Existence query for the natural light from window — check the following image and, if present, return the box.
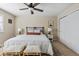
[0,16,3,32]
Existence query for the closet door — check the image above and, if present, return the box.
[60,10,79,53]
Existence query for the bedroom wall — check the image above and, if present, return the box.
[0,9,15,45]
[15,16,57,35]
[58,4,79,53]
[58,4,79,19]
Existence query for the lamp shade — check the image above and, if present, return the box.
[18,28,21,32]
[18,28,22,35]
[48,28,52,32]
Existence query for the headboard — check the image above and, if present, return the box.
[26,27,44,35]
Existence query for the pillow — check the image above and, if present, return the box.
[28,28,33,32]
[27,29,41,35]
[27,32,40,35]
[34,29,40,33]
[27,27,43,35]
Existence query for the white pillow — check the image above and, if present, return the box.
[34,29,40,33]
[28,28,33,32]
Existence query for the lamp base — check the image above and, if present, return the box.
[48,32,51,35]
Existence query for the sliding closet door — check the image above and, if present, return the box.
[60,10,79,53]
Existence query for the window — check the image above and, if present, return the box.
[0,16,3,32]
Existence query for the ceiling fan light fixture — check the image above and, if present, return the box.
[29,8,33,11]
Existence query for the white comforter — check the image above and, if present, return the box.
[4,35,53,55]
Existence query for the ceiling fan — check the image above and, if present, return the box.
[19,3,43,14]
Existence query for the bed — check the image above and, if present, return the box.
[2,27,53,56]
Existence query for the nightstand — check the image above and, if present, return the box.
[47,34,53,41]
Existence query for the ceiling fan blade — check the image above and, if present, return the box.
[29,3,33,7]
[33,3,40,7]
[34,8,43,12]
[19,8,28,10]
[24,3,29,7]
[31,10,34,14]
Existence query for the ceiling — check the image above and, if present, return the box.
[0,3,72,16]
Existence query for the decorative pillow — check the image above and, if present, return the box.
[27,32,40,35]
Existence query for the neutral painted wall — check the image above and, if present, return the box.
[58,4,79,19]
[58,4,79,53]
[51,16,58,40]
[15,16,57,35]
[0,9,15,45]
